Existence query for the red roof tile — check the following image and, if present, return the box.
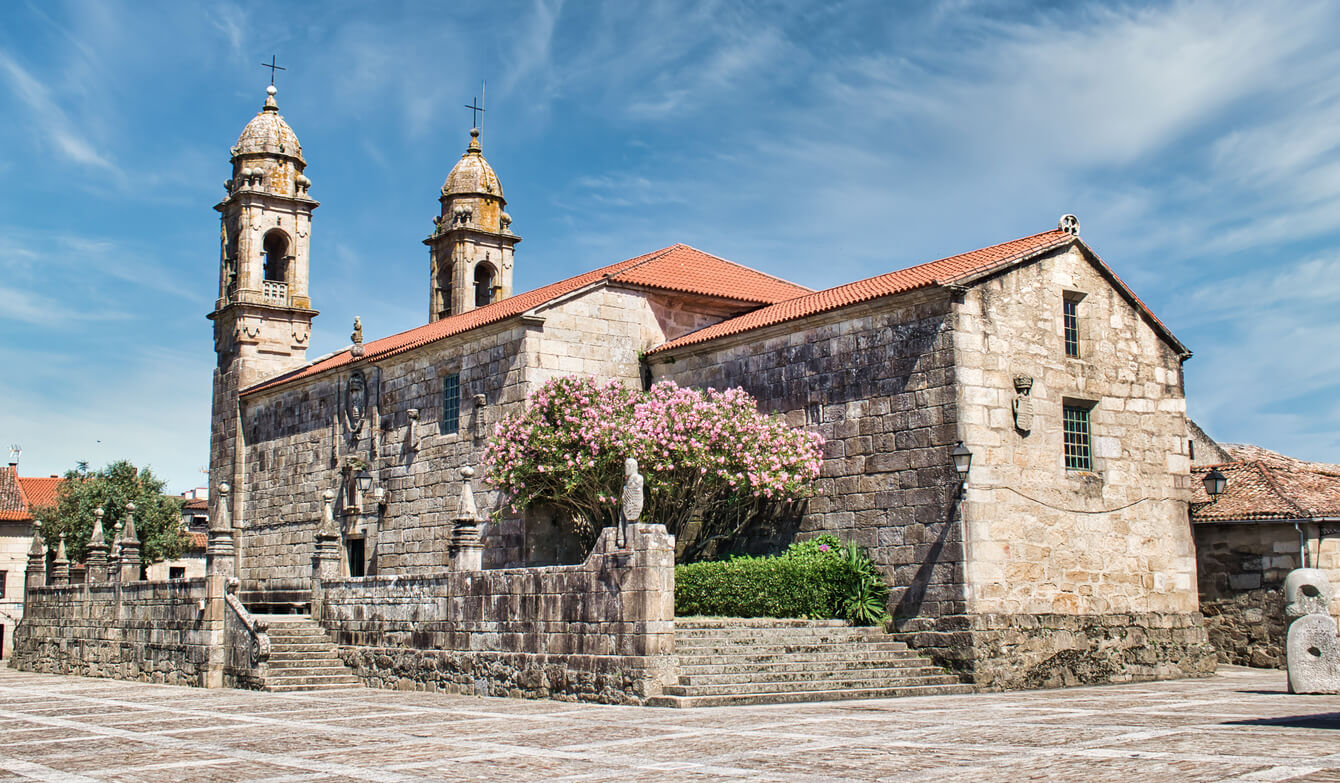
[188,531,208,550]
[648,230,1188,356]
[244,244,809,396]
[1192,446,1340,522]
[183,498,208,511]
[0,466,26,521]
[18,476,62,510]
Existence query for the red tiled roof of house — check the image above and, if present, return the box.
[0,465,26,521]
[18,476,62,510]
[649,229,1187,356]
[1192,446,1340,522]
[188,531,208,550]
[183,497,208,511]
[244,244,810,396]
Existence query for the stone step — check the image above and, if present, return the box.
[678,656,935,676]
[647,683,974,708]
[678,666,950,686]
[266,665,355,676]
[662,673,963,698]
[676,618,851,628]
[674,626,890,639]
[674,640,911,655]
[264,672,363,685]
[675,633,901,647]
[265,681,364,693]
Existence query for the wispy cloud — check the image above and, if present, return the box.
[0,49,120,176]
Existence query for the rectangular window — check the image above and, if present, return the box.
[0,571,6,598]
[1063,297,1080,357]
[441,373,461,435]
[169,567,185,580]
[1063,405,1093,471]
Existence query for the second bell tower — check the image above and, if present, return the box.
[424,128,520,322]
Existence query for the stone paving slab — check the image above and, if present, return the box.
[0,665,1335,781]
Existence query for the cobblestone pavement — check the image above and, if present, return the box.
[0,665,1336,782]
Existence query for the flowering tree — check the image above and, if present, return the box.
[483,376,824,561]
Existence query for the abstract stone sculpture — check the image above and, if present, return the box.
[1284,567,1340,694]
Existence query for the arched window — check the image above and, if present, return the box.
[474,263,496,307]
[263,231,290,282]
[437,264,454,320]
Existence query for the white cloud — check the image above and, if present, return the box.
[0,50,120,176]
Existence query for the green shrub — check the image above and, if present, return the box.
[674,535,891,625]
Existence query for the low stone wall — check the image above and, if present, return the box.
[12,578,222,687]
[895,611,1217,690]
[1194,522,1303,669]
[316,523,676,704]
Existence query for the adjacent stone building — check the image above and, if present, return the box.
[0,455,61,659]
[204,86,1215,689]
[1190,439,1340,668]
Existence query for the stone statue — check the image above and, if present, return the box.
[618,457,644,549]
[350,316,364,358]
[621,458,644,524]
[1283,567,1339,694]
[1012,375,1033,434]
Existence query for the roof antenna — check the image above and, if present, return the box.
[8,445,20,465]
[480,80,485,133]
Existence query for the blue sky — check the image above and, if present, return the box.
[2,0,1338,492]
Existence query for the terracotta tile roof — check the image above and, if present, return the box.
[188,531,208,550]
[0,466,26,521]
[18,476,62,509]
[1192,446,1340,522]
[244,244,809,396]
[648,229,1188,356]
[183,498,209,511]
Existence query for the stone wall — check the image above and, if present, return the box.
[895,611,1216,689]
[233,283,757,590]
[11,578,222,687]
[314,523,676,704]
[953,244,1197,618]
[651,289,966,619]
[1194,522,1305,668]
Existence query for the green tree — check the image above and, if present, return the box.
[32,460,187,565]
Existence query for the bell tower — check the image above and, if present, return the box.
[208,84,319,519]
[424,128,520,322]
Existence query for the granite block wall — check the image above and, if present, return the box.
[12,578,221,687]
[650,289,966,619]
[315,524,676,704]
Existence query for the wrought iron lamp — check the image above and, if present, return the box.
[951,442,973,477]
[1202,467,1227,497]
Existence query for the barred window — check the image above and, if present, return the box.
[441,373,461,435]
[1063,405,1092,471]
[1063,297,1080,357]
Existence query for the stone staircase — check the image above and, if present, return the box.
[256,616,363,692]
[648,618,972,707]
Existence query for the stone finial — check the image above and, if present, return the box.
[1058,214,1080,236]
[1283,568,1339,694]
[89,508,106,548]
[450,466,483,570]
[456,466,478,521]
[317,489,339,539]
[214,482,232,532]
[86,508,109,583]
[121,502,139,545]
[28,518,45,559]
[52,533,70,586]
[621,458,644,524]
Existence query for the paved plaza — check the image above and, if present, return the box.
[0,666,1335,782]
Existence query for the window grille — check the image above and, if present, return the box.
[1063,298,1080,357]
[441,373,461,435]
[1063,405,1092,471]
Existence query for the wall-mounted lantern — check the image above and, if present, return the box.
[951,442,973,478]
[1202,467,1227,498]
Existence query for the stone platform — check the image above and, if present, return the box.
[0,664,1335,781]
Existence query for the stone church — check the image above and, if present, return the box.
[209,86,1214,687]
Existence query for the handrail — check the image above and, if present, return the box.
[224,578,270,666]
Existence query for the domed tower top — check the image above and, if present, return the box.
[227,86,312,200]
[425,127,520,322]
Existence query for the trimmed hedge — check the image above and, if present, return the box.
[674,535,889,624]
